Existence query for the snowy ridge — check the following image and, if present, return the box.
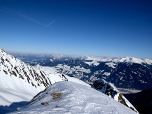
[85,56,152,65]
[0,49,51,106]
[9,81,137,114]
[0,48,51,88]
[0,48,88,106]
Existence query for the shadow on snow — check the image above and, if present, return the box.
[0,101,28,114]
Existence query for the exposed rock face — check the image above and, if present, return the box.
[51,93,63,101]
[42,102,49,106]
[92,79,117,98]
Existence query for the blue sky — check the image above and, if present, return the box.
[0,0,152,59]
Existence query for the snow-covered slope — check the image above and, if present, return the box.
[9,81,137,114]
[0,48,88,106]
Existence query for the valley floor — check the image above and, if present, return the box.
[117,88,141,94]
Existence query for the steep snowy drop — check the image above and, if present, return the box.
[9,81,137,114]
[92,79,138,113]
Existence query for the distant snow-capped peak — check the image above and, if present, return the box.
[113,56,144,64]
[85,55,152,65]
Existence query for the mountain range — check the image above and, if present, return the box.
[0,48,138,113]
[21,55,152,90]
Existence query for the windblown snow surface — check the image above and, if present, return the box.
[9,81,137,114]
